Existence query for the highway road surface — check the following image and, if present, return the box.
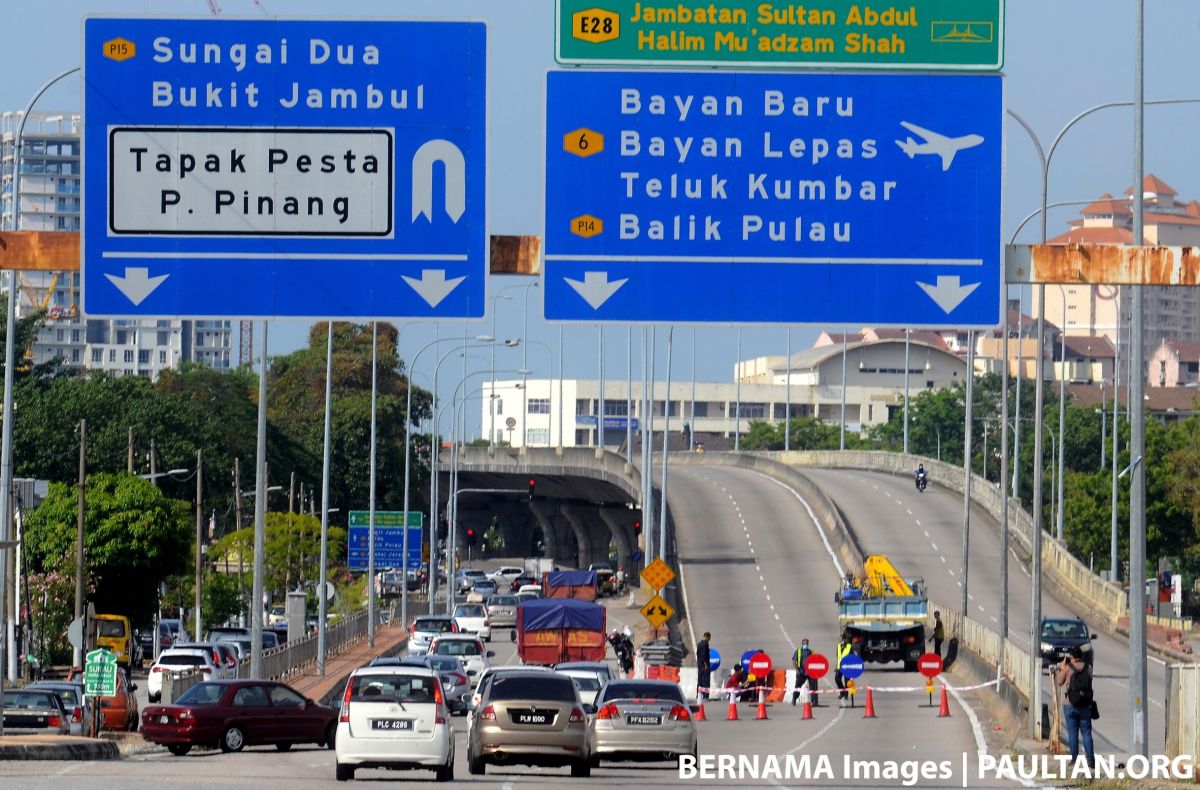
[802,466,1167,758]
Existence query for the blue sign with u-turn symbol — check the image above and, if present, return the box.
[83,17,486,319]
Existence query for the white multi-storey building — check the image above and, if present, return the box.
[482,335,966,448]
[1,111,233,376]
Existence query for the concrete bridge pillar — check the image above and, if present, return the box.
[487,502,537,557]
[559,505,596,569]
[530,500,574,567]
[597,507,638,578]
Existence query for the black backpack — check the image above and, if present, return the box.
[1066,664,1094,707]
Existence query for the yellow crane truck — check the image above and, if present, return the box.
[834,555,929,671]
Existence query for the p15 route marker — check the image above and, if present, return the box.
[83,17,486,319]
[556,0,1005,71]
[544,70,1002,326]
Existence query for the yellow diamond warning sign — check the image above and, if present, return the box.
[640,594,675,629]
[102,38,136,62]
[563,128,603,158]
[640,557,675,590]
[570,215,603,239]
[571,8,620,44]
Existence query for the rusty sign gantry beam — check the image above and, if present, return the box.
[0,232,80,271]
[1006,243,1200,285]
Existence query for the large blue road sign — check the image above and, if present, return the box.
[544,71,1002,326]
[83,17,486,319]
[347,526,422,571]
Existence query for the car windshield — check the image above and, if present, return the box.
[1042,620,1088,640]
[489,675,576,702]
[174,683,225,706]
[489,596,518,606]
[32,686,80,707]
[433,640,481,656]
[568,675,602,692]
[158,654,205,666]
[427,656,462,672]
[3,691,57,709]
[96,620,125,638]
[415,618,454,633]
[262,633,278,647]
[601,682,684,703]
[455,605,486,617]
[349,673,437,704]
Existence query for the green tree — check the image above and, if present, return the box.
[23,473,191,626]
[212,511,348,602]
[267,323,432,515]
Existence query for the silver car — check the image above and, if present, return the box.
[407,616,456,656]
[588,679,697,767]
[1,689,71,736]
[485,595,519,629]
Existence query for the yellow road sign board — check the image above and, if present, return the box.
[640,594,675,629]
[640,557,675,590]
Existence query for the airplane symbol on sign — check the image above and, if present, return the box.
[894,121,984,172]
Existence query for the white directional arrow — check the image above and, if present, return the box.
[564,271,628,310]
[917,275,980,314]
[104,267,169,306]
[402,269,466,308]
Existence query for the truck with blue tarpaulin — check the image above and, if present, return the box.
[517,598,607,665]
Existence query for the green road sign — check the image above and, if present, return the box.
[348,511,423,528]
[556,0,1004,70]
[84,648,118,697]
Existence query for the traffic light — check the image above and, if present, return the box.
[467,528,477,546]
[633,519,642,533]
[528,478,536,501]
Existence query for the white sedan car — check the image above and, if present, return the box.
[335,665,454,782]
[426,636,493,687]
[452,604,492,642]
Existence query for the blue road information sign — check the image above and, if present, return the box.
[83,17,486,319]
[838,653,865,680]
[544,71,1002,326]
[347,509,423,571]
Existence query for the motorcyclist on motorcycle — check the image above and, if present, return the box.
[915,463,928,492]
[608,628,634,676]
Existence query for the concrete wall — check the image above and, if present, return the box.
[769,450,1130,631]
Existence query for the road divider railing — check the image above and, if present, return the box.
[234,609,370,681]
[767,450,1129,633]
[161,667,203,705]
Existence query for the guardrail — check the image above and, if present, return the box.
[161,668,203,704]
[767,450,1130,630]
[234,610,371,681]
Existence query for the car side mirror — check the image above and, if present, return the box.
[487,651,496,658]
[130,683,139,691]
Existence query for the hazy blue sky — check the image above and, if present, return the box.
[6,0,1200,436]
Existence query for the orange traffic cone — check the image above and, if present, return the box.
[695,699,708,721]
[938,686,951,718]
[863,687,877,719]
[801,699,813,720]
[726,694,739,721]
[755,689,769,720]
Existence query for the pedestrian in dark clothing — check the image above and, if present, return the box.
[696,632,712,702]
[1057,647,1096,769]
[791,638,812,705]
[835,633,853,705]
[932,611,945,658]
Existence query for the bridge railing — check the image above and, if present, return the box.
[769,450,1129,631]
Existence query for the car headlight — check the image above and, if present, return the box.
[1039,642,1053,652]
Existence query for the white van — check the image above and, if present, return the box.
[335,665,454,782]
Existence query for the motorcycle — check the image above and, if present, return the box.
[609,634,635,676]
[915,470,928,492]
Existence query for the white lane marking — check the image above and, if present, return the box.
[931,541,939,551]
[943,678,1041,789]
[990,616,998,623]
[924,530,930,538]
[940,556,947,563]
[906,508,913,515]
[948,569,955,576]
[769,702,848,790]
[968,594,974,601]
[979,605,985,613]
[751,471,844,578]
[766,594,771,602]
[915,519,922,527]
[775,613,781,620]
[769,603,775,610]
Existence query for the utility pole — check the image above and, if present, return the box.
[194,449,203,642]
[961,332,974,619]
[234,458,244,626]
[127,427,134,474]
[149,438,157,486]
[74,419,86,668]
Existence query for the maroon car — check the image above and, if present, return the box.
[141,680,336,755]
